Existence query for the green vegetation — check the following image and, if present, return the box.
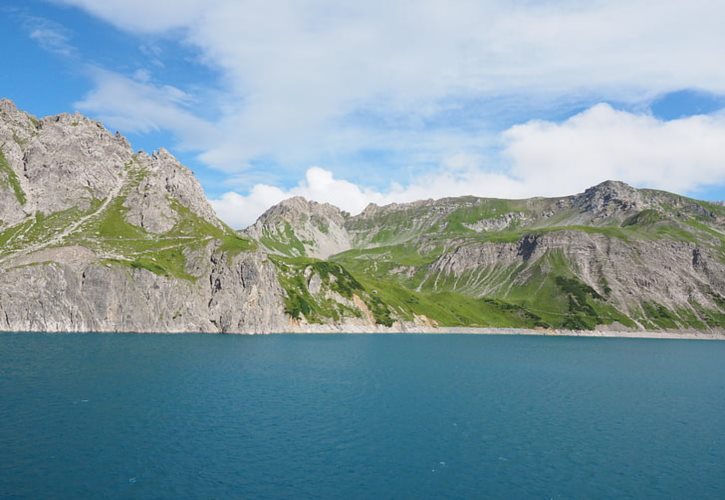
[293,247,561,328]
[555,276,604,330]
[333,243,441,288]
[0,218,34,250]
[691,302,725,329]
[256,184,725,330]
[0,205,98,258]
[340,271,553,328]
[622,209,664,227]
[699,201,725,218]
[102,251,196,281]
[631,299,725,330]
[442,199,521,233]
[0,159,258,281]
[347,205,443,245]
[411,249,636,330]
[260,222,306,256]
[2,147,721,332]
[0,147,26,205]
[640,302,685,330]
[270,256,368,323]
[219,233,256,256]
[76,196,254,280]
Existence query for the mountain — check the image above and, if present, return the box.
[245,173,725,333]
[1,99,723,333]
[0,99,286,332]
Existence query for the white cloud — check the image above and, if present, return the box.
[45,0,725,229]
[210,167,390,228]
[211,105,725,228]
[23,15,77,57]
[53,0,205,32]
[74,69,216,149]
[58,0,725,172]
[503,104,725,195]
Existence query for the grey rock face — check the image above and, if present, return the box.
[424,231,723,316]
[572,180,645,220]
[244,196,352,258]
[205,247,289,333]
[463,212,526,232]
[0,99,289,334]
[0,103,131,221]
[0,245,288,333]
[123,150,224,233]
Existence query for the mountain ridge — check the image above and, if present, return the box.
[1,99,723,334]
[244,163,724,332]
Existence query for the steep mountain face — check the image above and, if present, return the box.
[1,99,723,333]
[244,197,352,259]
[0,99,287,333]
[252,178,725,332]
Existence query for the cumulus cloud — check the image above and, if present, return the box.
[211,105,725,228]
[210,167,389,228]
[504,103,725,195]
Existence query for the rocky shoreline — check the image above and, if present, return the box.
[288,324,725,339]
[3,325,724,340]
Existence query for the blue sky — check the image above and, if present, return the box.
[2,0,725,227]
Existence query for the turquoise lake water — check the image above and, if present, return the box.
[1,333,724,499]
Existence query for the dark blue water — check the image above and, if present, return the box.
[1,334,724,499]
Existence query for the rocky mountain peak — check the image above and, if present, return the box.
[245,196,352,259]
[573,179,645,221]
[0,98,39,135]
[0,98,19,115]
[0,99,221,233]
[0,98,28,118]
[360,202,380,216]
[255,196,349,226]
[581,180,639,201]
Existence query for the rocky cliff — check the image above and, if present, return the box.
[1,99,723,333]
[0,99,287,333]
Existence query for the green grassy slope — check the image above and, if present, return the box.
[263,187,724,330]
[0,147,26,205]
[0,158,255,280]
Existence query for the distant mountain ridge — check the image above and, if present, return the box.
[1,99,723,333]
[244,179,723,258]
[244,178,724,331]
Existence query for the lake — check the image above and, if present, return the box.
[1,333,724,498]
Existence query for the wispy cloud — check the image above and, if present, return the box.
[75,68,216,149]
[23,15,77,57]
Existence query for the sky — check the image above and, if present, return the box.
[2,0,725,228]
